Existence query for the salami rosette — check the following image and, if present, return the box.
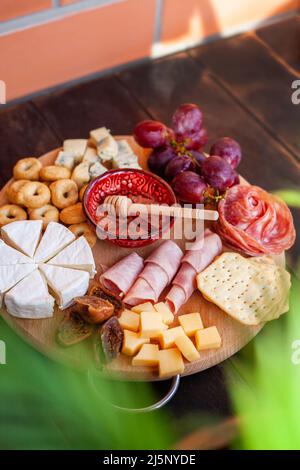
[216,185,295,256]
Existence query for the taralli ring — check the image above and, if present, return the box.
[13,158,42,181]
[6,179,29,204]
[60,202,86,225]
[40,165,71,182]
[0,204,27,227]
[29,204,59,229]
[69,222,96,248]
[20,181,51,209]
[79,184,88,202]
[50,179,78,209]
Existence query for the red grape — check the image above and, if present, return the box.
[183,128,208,150]
[201,155,238,192]
[172,103,203,135]
[210,137,241,169]
[148,145,176,176]
[164,155,195,180]
[172,171,207,204]
[134,120,168,148]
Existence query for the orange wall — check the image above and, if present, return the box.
[0,0,298,102]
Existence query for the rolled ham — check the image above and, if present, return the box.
[166,230,222,313]
[100,252,144,297]
[124,241,183,306]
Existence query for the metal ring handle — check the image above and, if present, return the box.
[88,372,180,413]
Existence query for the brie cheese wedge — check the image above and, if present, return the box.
[39,264,89,310]
[5,270,55,319]
[0,264,37,307]
[47,236,96,278]
[63,139,88,163]
[34,222,75,263]
[0,239,33,265]
[1,220,43,258]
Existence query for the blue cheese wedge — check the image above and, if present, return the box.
[47,236,96,278]
[112,152,140,169]
[117,140,135,156]
[89,161,107,179]
[0,239,33,265]
[5,269,55,318]
[97,135,118,161]
[82,147,98,165]
[34,222,75,263]
[39,264,89,310]
[89,127,110,146]
[63,139,88,163]
[1,220,43,258]
[55,150,76,170]
[71,162,90,188]
[0,264,37,307]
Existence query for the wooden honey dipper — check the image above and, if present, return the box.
[103,195,219,221]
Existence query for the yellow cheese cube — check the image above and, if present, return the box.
[178,312,203,336]
[158,348,184,378]
[118,309,140,332]
[122,330,149,356]
[140,312,167,339]
[175,334,200,362]
[159,326,185,349]
[154,302,174,325]
[132,302,155,313]
[132,344,159,367]
[195,326,222,351]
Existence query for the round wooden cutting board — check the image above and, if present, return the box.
[0,137,284,381]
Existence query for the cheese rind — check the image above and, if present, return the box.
[47,235,95,278]
[1,220,43,258]
[39,264,89,310]
[118,309,140,332]
[34,222,75,263]
[5,270,55,318]
[158,348,184,378]
[178,312,203,336]
[132,344,159,367]
[174,334,200,362]
[0,264,37,306]
[122,330,150,356]
[0,239,34,265]
[195,326,222,351]
[159,326,185,349]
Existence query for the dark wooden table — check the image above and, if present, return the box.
[1,15,299,443]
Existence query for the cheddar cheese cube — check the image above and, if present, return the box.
[118,309,140,332]
[159,326,185,349]
[132,344,159,367]
[122,330,149,356]
[175,334,200,362]
[195,326,221,351]
[132,302,156,313]
[140,312,167,339]
[178,312,203,336]
[158,348,184,378]
[154,302,174,325]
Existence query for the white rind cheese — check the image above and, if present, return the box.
[1,220,43,258]
[39,264,89,310]
[47,235,96,278]
[0,239,33,265]
[0,264,37,307]
[34,222,75,263]
[5,270,55,319]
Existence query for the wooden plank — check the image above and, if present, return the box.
[256,15,300,72]
[189,33,300,160]
[32,75,150,141]
[0,102,60,186]
[118,53,300,262]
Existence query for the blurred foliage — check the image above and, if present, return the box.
[273,189,300,208]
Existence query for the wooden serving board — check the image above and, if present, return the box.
[0,137,284,381]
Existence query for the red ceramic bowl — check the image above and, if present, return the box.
[83,169,177,248]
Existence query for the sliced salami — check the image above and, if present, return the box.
[100,252,144,297]
[217,185,296,256]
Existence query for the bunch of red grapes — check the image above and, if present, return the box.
[133,103,241,204]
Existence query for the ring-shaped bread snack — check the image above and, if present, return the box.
[50,179,78,209]
[59,202,86,225]
[29,204,59,229]
[0,204,27,227]
[6,179,29,204]
[20,181,51,209]
[13,158,42,181]
[68,222,97,248]
[79,183,88,202]
[40,165,71,182]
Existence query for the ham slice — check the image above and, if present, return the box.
[99,252,144,297]
[166,230,222,313]
[124,241,183,306]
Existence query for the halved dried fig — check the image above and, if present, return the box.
[57,310,93,346]
[95,317,124,363]
[88,283,124,316]
[74,295,114,324]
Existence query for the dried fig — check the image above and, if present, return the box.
[57,310,93,346]
[74,295,114,324]
[95,317,124,363]
[89,283,124,316]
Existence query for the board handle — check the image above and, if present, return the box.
[88,371,180,413]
